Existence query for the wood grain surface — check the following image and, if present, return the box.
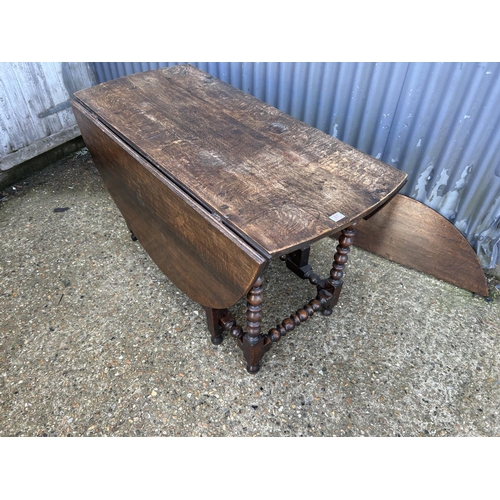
[72,100,268,309]
[348,194,488,296]
[73,65,407,257]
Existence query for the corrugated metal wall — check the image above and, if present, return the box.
[0,62,97,172]
[92,62,500,269]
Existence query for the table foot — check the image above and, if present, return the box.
[238,334,272,374]
[211,335,223,345]
[203,307,234,346]
[319,285,342,315]
[128,228,138,241]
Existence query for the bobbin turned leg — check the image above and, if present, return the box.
[237,276,271,374]
[322,224,356,315]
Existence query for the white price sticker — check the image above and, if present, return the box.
[329,212,345,222]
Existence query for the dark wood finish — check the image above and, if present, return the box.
[71,100,268,309]
[232,276,335,372]
[322,224,357,314]
[269,296,324,343]
[203,307,229,345]
[245,275,264,341]
[286,247,311,270]
[238,334,272,374]
[71,66,411,373]
[236,276,272,373]
[73,64,407,257]
[340,194,488,296]
[285,247,312,279]
[284,247,324,286]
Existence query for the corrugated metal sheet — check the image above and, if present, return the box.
[0,62,97,172]
[382,62,500,270]
[92,62,500,269]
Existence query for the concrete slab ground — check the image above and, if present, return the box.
[1,148,499,437]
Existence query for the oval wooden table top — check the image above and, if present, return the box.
[74,64,407,258]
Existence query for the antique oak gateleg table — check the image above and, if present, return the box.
[71,65,407,374]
